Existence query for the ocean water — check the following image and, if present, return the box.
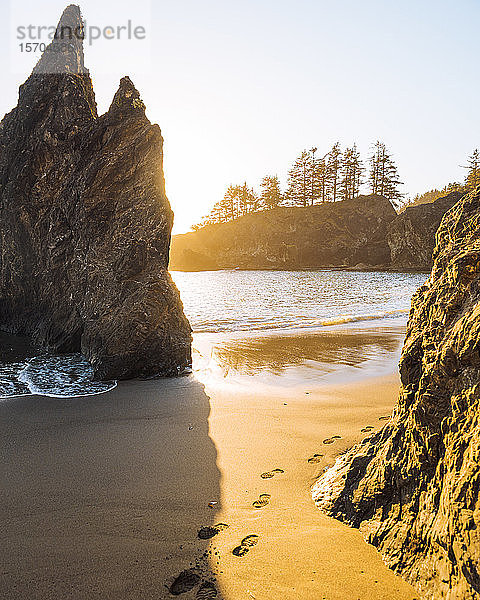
[0,270,426,398]
[171,270,426,334]
[0,349,116,399]
[171,270,427,388]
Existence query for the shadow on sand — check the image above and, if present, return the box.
[0,376,222,599]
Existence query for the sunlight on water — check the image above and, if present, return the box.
[172,270,426,389]
[191,327,407,390]
[0,271,425,398]
[171,270,426,334]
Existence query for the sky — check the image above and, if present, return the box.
[2,0,480,233]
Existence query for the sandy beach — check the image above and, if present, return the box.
[0,327,418,600]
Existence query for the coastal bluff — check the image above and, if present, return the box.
[0,5,191,379]
[313,187,480,599]
[171,195,397,271]
[170,192,462,272]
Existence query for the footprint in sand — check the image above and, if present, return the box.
[232,534,260,557]
[252,493,271,509]
[308,453,324,463]
[196,580,218,599]
[260,468,284,479]
[169,569,201,595]
[197,523,229,540]
[323,435,342,445]
[361,426,374,433]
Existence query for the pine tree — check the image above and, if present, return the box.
[248,187,261,213]
[340,147,353,201]
[340,144,364,201]
[369,141,403,206]
[315,155,328,203]
[309,148,331,204]
[463,149,480,190]
[237,182,258,215]
[287,150,312,207]
[326,142,342,201]
[351,144,364,198]
[260,175,283,210]
[222,184,241,220]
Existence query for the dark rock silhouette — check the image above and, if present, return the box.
[313,187,480,599]
[0,5,191,379]
[387,191,464,270]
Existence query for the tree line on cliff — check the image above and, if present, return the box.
[403,148,480,209]
[193,146,480,230]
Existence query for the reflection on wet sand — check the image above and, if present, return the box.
[0,325,416,600]
[196,326,405,385]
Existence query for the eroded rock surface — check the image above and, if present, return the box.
[387,191,464,270]
[313,187,480,599]
[0,5,191,379]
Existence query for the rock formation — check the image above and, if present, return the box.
[0,5,192,380]
[387,191,464,270]
[171,195,397,271]
[312,187,480,599]
[171,193,463,272]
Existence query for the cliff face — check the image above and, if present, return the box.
[0,5,192,380]
[387,191,464,270]
[312,188,480,599]
[171,195,397,271]
[171,193,462,272]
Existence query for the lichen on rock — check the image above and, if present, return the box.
[0,5,192,380]
[313,186,480,599]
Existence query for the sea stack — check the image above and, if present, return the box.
[0,5,192,379]
[313,187,480,599]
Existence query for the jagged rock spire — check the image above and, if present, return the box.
[109,76,146,115]
[33,4,87,75]
[0,5,192,380]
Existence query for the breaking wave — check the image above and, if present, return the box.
[192,309,410,334]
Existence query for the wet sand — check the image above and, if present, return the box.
[204,374,417,600]
[0,328,418,599]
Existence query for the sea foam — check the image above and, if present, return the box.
[0,353,116,399]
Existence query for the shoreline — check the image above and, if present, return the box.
[0,327,418,599]
[202,372,417,599]
[170,266,430,274]
[192,322,407,392]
